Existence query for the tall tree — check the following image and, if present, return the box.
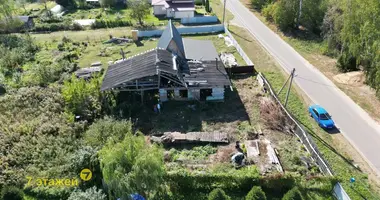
[273,0,299,31]
[208,188,231,200]
[99,0,115,8]
[205,0,210,12]
[128,0,150,26]
[0,0,15,23]
[99,133,165,199]
[16,0,27,14]
[246,186,267,200]
[41,0,48,10]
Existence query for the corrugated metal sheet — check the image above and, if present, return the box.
[101,49,174,91]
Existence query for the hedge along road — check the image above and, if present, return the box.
[223,0,380,176]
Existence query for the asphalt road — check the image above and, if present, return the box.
[225,0,380,175]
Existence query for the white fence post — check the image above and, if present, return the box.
[224,26,254,66]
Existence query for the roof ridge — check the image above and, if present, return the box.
[118,48,158,63]
[169,19,173,38]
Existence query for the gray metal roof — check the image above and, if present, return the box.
[101,49,175,91]
[17,16,30,23]
[182,38,219,61]
[157,20,185,57]
[183,60,231,87]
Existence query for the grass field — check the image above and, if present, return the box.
[65,7,165,26]
[31,28,245,68]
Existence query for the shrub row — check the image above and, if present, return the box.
[32,22,84,32]
[90,19,133,29]
[166,167,261,193]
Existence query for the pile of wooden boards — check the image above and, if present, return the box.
[151,131,229,144]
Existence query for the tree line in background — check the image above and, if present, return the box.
[251,0,380,98]
[0,0,151,33]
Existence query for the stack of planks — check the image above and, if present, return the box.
[151,131,229,144]
[264,139,283,172]
[245,140,260,158]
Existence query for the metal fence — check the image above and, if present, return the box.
[138,24,225,37]
[181,16,218,24]
[257,72,350,200]
[224,26,254,66]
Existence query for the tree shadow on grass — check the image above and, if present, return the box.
[134,40,143,47]
[297,120,362,172]
[228,29,253,43]
[282,28,324,43]
[352,187,370,200]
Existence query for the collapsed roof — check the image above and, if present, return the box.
[101,21,231,91]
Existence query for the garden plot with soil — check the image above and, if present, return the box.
[150,76,321,176]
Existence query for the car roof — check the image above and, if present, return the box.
[311,105,328,114]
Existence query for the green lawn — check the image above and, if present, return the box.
[31,28,245,69]
[64,7,165,26]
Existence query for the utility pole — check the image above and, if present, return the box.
[222,0,227,25]
[277,73,292,96]
[284,68,296,107]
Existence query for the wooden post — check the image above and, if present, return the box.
[285,68,295,107]
[157,71,161,89]
[141,90,144,103]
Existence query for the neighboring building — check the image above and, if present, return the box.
[152,0,195,19]
[16,16,34,29]
[101,21,231,102]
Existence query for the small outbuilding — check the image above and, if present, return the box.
[16,16,34,29]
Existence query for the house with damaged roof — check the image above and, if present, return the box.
[101,21,231,102]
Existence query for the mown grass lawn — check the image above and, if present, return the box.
[64,7,165,26]
[31,27,245,68]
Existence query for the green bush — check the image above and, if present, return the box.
[99,133,165,199]
[208,188,230,200]
[246,186,266,200]
[0,35,38,77]
[273,0,298,31]
[61,75,102,120]
[67,187,106,200]
[194,0,203,5]
[33,21,84,32]
[72,22,84,31]
[33,22,71,32]
[0,86,84,193]
[282,187,303,200]
[337,51,358,72]
[250,0,272,10]
[262,3,277,22]
[91,19,132,29]
[259,174,296,196]
[166,166,260,192]
[84,117,133,148]
[169,145,217,162]
[1,186,24,200]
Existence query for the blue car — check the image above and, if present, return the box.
[308,105,335,129]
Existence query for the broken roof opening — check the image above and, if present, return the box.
[157,20,185,58]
